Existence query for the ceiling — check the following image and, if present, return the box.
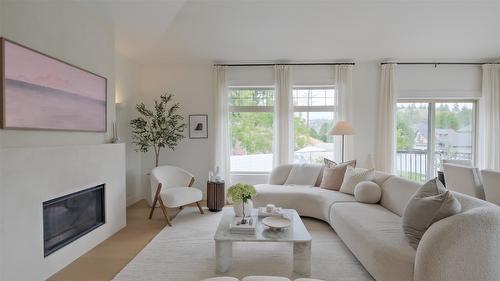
[84,0,500,65]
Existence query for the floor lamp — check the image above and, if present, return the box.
[328,121,356,162]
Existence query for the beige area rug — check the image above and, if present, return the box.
[113,207,374,281]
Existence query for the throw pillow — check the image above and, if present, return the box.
[402,178,462,249]
[323,158,356,169]
[320,165,350,190]
[354,181,382,203]
[324,158,337,168]
[339,166,375,195]
[284,164,322,186]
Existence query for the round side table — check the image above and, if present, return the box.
[207,181,225,212]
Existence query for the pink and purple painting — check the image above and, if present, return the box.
[1,38,107,131]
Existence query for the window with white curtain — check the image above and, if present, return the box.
[396,100,476,182]
[229,87,275,173]
[292,86,336,164]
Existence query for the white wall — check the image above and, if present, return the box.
[0,1,116,148]
[0,144,126,281]
[128,61,484,195]
[131,63,382,196]
[0,3,127,281]
[139,64,215,202]
[115,54,143,206]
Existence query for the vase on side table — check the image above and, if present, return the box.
[233,200,253,217]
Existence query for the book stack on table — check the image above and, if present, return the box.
[229,217,257,234]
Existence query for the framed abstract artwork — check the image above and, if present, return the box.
[189,114,208,139]
[0,38,107,132]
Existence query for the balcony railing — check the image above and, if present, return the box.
[396,150,472,182]
[396,150,428,182]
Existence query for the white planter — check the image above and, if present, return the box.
[233,200,253,217]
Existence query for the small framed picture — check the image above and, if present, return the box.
[189,114,208,139]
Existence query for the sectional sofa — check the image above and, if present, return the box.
[253,164,500,281]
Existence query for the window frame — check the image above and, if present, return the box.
[396,98,478,180]
[292,85,337,164]
[228,86,276,174]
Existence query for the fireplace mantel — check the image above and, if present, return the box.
[0,144,126,281]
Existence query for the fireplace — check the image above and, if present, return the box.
[43,184,105,257]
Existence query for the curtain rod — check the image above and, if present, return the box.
[214,62,355,67]
[380,62,500,65]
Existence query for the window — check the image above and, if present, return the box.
[396,101,476,182]
[229,87,275,173]
[292,87,336,164]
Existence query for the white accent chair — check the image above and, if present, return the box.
[149,165,204,226]
[481,169,500,205]
[442,163,485,199]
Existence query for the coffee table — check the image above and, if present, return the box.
[214,208,312,276]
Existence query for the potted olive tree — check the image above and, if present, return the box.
[130,93,186,167]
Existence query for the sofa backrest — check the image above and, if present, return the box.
[268,164,293,185]
[268,164,324,186]
[380,176,422,216]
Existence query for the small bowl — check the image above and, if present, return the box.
[262,216,291,230]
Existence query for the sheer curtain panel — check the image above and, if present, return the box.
[214,66,231,185]
[274,65,294,166]
[334,65,354,163]
[376,64,397,173]
[479,64,500,170]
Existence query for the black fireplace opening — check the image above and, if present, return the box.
[43,184,105,257]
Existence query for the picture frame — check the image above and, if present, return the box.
[189,114,208,139]
[0,37,107,132]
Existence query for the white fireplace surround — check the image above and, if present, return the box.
[0,144,126,281]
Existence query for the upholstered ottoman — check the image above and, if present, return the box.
[242,277,290,281]
[201,277,239,281]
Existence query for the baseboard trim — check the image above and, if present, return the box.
[127,193,144,207]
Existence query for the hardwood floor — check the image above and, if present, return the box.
[48,200,205,281]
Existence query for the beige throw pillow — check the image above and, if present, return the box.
[320,160,357,190]
[339,166,375,195]
[402,178,462,249]
[324,158,337,168]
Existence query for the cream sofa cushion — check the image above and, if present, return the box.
[339,166,375,195]
[380,176,421,216]
[253,184,355,222]
[268,164,294,185]
[402,179,462,249]
[330,202,416,281]
[354,181,381,203]
[284,164,322,186]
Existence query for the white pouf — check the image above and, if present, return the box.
[200,277,239,281]
[354,181,381,203]
[242,276,291,281]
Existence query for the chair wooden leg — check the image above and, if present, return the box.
[158,197,172,226]
[149,183,162,219]
[196,201,205,214]
[179,206,184,210]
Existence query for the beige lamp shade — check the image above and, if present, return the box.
[328,121,356,135]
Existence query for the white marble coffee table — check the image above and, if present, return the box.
[214,208,312,276]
